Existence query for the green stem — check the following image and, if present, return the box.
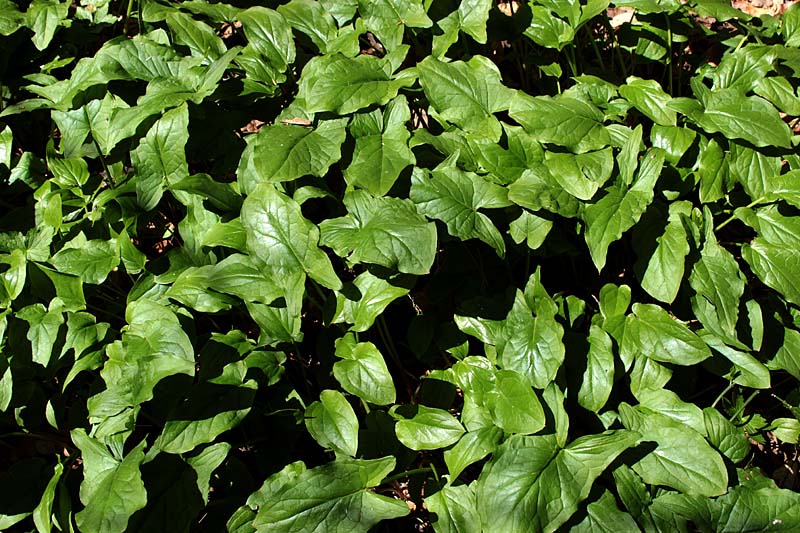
[665,14,673,95]
[565,45,579,77]
[711,381,735,409]
[730,390,759,422]
[584,26,605,71]
[382,467,434,484]
[715,196,766,231]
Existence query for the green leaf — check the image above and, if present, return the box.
[444,427,502,481]
[700,331,770,389]
[333,334,396,405]
[619,403,728,496]
[418,56,514,140]
[703,407,751,463]
[395,405,465,450]
[154,380,257,455]
[712,45,776,93]
[72,430,147,533]
[131,104,190,211]
[165,266,238,313]
[742,240,800,306]
[87,299,195,419]
[0,125,11,169]
[624,303,712,365]
[544,148,613,202]
[277,0,338,53]
[332,271,410,332]
[305,389,359,456]
[651,125,697,166]
[570,490,640,533]
[187,443,230,505]
[768,328,800,381]
[486,370,546,434]
[297,53,411,115]
[619,76,677,126]
[584,148,665,271]
[433,0,493,57]
[509,92,609,152]
[252,457,408,531]
[508,210,553,250]
[507,165,582,218]
[17,301,64,367]
[242,184,342,290]
[649,470,800,531]
[477,124,544,184]
[411,163,509,257]
[358,0,432,50]
[694,89,792,149]
[237,7,295,72]
[320,190,437,275]
[0,0,24,36]
[689,210,745,341]
[237,120,347,194]
[578,325,615,412]
[26,0,69,51]
[728,141,781,201]
[524,7,575,50]
[427,484,481,533]
[51,234,119,285]
[476,430,640,533]
[495,270,565,388]
[48,156,90,189]
[32,461,62,533]
[209,254,283,305]
[166,11,227,63]
[639,201,691,304]
[344,95,415,196]
[697,138,728,204]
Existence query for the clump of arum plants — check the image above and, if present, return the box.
[1,0,800,531]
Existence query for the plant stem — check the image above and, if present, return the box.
[382,466,434,484]
[711,381,735,409]
[715,196,766,231]
[665,14,674,95]
[584,26,605,70]
[730,390,760,422]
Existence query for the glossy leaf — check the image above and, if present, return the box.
[252,457,409,531]
[395,405,465,450]
[237,119,347,194]
[619,403,728,496]
[586,148,665,271]
[333,334,396,405]
[344,95,415,196]
[427,484,481,533]
[358,0,432,50]
[305,389,359,456]
[131,104,190,211]
[578,325,615,412]
[242,184,341,290]
[319,190,437,275]
[72,430,147,533]
[624,303,712,365]
[418,56,514,140]
[297,53,410,115]
[509,92,609,152]
[694,89,792,148]
[476,430,640,533]
[410,163,509,257]
[331,271,410,332]
[619,76,676,126]
[495,270,565,388]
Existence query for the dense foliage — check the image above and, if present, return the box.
[1,0,800,531]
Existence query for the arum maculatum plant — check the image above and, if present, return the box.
[1,0,800,530]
